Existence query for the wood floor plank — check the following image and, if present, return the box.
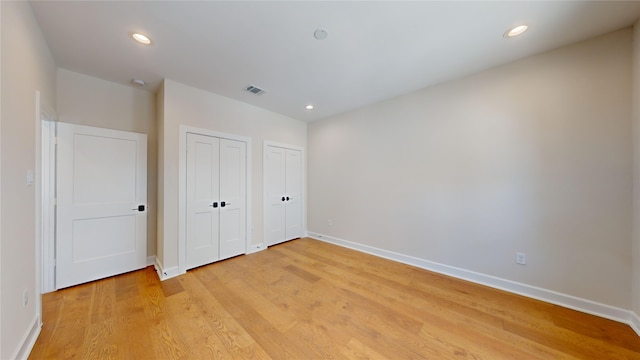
[503,319,640,360]
[275,241,512,349]
[192,266,319,359]
[137,269,193,359]
[29,284,93,359]
[114,296,155,360]
[163,291,232,358]
[114,270,140,302]
[82,318,117,359]
[551,304,640,352]
[341,337,388,360]
[276,243,509,328]
[255,251,483,358]
[29,238,640,359]
[284,264,321,283]
[160,277,185,298]
[287,238,553,323]
[176,272,271,359]
[274,244,540,358]
[89,277,116,325]
[218,276,299,332]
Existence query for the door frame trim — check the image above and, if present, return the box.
[263,141,305,248]
[178,126,252,275]
[40,119,56,294]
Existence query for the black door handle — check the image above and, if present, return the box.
[286,196,290,201]
[132,205,145,211]
[221,201,226,207]
[281,196,285,201]
[210,202,218,208]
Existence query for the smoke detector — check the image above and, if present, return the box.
[314,28,328,40]
[244,85,266,95]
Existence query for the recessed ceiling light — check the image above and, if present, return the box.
[132,33,152,45]
[305,104,314,110]
[131,79,146,87]
[505,25,528,38]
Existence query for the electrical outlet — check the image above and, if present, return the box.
[22,289,29,307]
[327,219,333,227]
[516,252,526,265]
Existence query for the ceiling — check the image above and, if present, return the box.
[30,1,640,122]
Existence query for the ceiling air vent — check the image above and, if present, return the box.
[244,85,266,95]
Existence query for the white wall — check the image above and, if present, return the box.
[56,69,158,258]
[158,79,306,271]
[309,29,632,309]
[633,20,640,317]
[1,1,57,358]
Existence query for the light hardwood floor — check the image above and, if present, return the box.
[29,238,640,359]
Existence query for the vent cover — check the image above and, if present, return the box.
[244,85,266,95]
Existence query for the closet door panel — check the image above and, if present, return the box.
[265,146,286,245]
[186,133,220,269]
[219,138,247,259]
[284,149,302,240]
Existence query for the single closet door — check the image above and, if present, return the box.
[186,133,247,270]
[265,144,302,246]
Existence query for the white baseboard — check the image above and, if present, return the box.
[153,258,183,281]
[307,231,640,337]
[12,315,41,360]
[247,243,267,254]
[154,243,268,281]
[630,312,640,336]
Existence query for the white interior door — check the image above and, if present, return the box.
[284,149,302,240]
[186,133,220,269]
[265,144,303,246]
[219,138,247,259]
[56,123,147,289]
[265,146,286,245]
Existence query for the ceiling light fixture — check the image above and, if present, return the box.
[131,79,146,87]
[305,104,314,110]
[132,33,152,45]
[505,25,528,38]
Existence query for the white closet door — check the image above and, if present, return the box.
[56,123,147,289]
[186,133,220,269]
[265,146,286,245]
[265,144,302,246]
[284,149,302,240]
[219,138,247,259]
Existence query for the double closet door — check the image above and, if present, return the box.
[186,133,246,270]
[265,144,302,246]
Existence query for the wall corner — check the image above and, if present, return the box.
[631,19,640,316]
